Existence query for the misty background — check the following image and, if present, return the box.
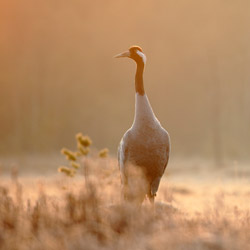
[1,0,250,165]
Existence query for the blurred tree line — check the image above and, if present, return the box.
[0,0,250,163]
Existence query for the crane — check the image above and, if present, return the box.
[115,46,170,205]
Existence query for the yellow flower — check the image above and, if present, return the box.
[76,133,92,147]
[76,133,83,141]
[58,166,71,175]
[99,148,109,158]
[78,143,90,156]
[58,166,76,177]
[71,162,80,169]
[61,148,77,161]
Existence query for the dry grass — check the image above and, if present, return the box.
[0,157,250,250]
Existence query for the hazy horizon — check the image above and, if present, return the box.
[1,0,250,164]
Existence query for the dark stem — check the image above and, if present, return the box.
[135,62,145,95]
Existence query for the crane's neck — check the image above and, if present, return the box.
[133,93,160,129]
[133,62,160,129]
[135,62,145,95]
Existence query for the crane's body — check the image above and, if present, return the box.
[115,46,170,204]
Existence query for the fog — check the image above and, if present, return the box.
[1,0,250,164]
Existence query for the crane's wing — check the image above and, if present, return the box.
[163,132,171,172]
[151,135,170,196]
[117,131,130,184]
[163,144,170,172]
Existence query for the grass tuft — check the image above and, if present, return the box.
[0,158,250,249]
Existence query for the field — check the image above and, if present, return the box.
[0,156,250,250]
[1,1,250,249]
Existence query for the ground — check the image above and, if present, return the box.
[0,155,249,249]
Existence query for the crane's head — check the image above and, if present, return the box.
[114,45,146,65]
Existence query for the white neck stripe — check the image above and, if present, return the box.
[136,50,147,65]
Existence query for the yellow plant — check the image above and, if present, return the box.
[58,133,109,178]
[58,166,75,177]
[77,143,90,156]
[76,133,92,147]
[71,162,80,169]
[61,148,77,161]
[99,148,109,158]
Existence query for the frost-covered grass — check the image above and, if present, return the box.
[0,156,250,250]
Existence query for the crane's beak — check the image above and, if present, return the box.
[114,51,130,58]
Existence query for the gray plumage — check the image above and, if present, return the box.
[115,46,170,204]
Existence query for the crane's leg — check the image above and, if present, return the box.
[149,177,161,205]
[121,177,129,202]
[148,195,155,205]
[148,193,155,205]
[148,181,156,205]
